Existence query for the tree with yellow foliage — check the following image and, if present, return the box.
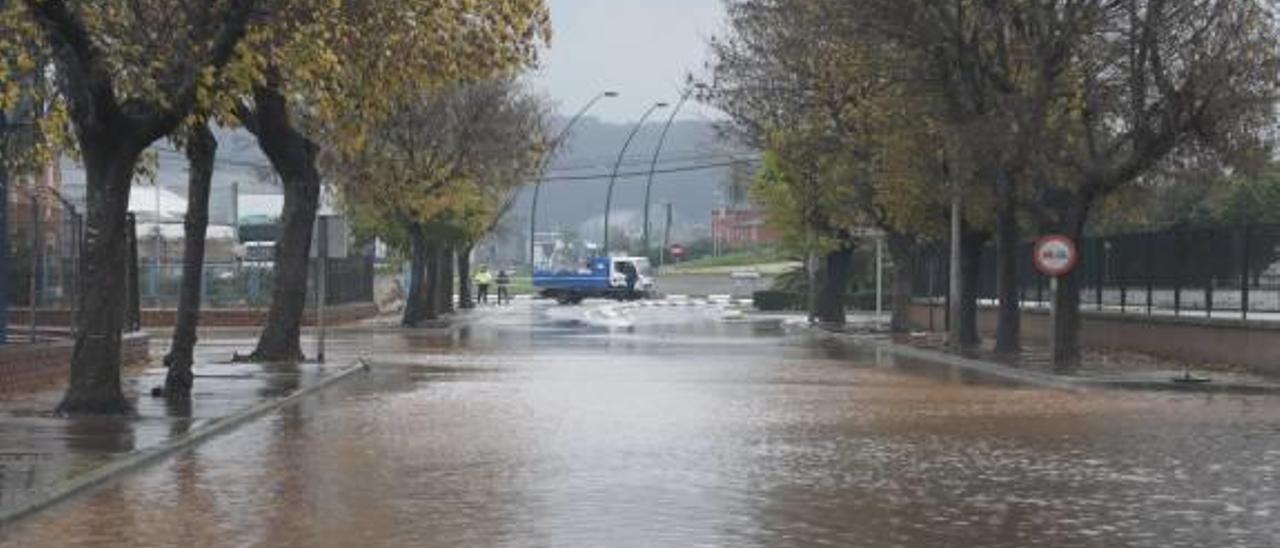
[230,0,550,361]
[705,0,957,328]
[2,0,549,410]
[2,0,257,414]
[328,78,548,326]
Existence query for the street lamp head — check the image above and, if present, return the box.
[656,102,670,108]
[603,91,620,98]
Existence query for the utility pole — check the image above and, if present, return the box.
[0,111,10,344]
[153,182,161,304]
[230,181,240,237]
[29,192,39,341]
[948,192,964,350]
[875,235,884,320]
[661,202,673,268]
[316,215,328,363]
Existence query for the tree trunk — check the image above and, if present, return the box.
[1051,268,1083,370]
[959,227,987,348]
[457,245,474,310]
[886,232,916,333]
[245,86,320,362]
[813,243,854,326]
[403,223,429,326]
[993,194,1022,355]
[423,238,443,321]
[58,137,143,415]
[162,124,216,399]
[440,244,455,314]
[1049,209,1089,370]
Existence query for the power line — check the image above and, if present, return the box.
[536,158,761,183]
[548,150,749,173]
[546,144,732,167]
[147,143,760,183]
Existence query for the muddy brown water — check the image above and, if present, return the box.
[1,301,1278,547]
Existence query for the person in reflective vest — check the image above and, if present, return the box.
[474,266,493,304]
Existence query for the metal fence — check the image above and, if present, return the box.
[4,186,84,341]
[4,205,374,343]
[137,257,375,309]
[911,224,1280,321]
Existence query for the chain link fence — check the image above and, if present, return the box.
[5,186,84,341]
[911,225,1280,321]
[135,258,375,309]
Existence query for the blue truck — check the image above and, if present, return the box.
[533,256,655,305]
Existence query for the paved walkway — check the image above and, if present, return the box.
[0,330,384,518]
[0,300,528,521]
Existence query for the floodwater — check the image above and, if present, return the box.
[3,300,1280,547]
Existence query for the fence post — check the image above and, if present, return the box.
[1241,226,1250,321]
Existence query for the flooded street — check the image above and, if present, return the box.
[3,300,1279,547]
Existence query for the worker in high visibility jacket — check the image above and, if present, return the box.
[474,266,494,304]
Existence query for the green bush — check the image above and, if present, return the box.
[754,289,880,312]
[753,290,803,311]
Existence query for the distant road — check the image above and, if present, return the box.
[657,272,773,298]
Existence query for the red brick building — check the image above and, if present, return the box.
[711,207,781,250]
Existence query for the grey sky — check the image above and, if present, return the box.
[535,0,727,124]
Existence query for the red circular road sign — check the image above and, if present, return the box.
[1033,235,1079,277]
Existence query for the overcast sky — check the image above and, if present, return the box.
[534,0,727,124]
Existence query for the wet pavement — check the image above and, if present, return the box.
[2,299,1280,547]
[0,332,379,516]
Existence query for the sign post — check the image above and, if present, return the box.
[317,216,328,363]
[1033,234,1080,363]
[875,236,884,320]
[669,243,686,262]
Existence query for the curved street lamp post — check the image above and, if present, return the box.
[602,102,668,256]
[641,84,704,258]
[528,91,618,268]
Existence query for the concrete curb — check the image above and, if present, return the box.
[854,336,1089,393]
[0,360,370,529]
[823,330,1280,396]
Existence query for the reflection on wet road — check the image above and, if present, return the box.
[3,300,1280,547]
